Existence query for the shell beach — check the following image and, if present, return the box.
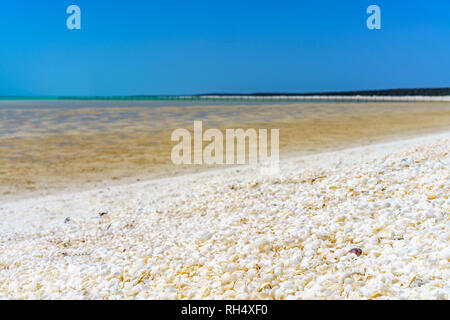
[1,131,448,299]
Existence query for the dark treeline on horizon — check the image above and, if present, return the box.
[201,88,450,97]
[1,88,450,100]
[59,87,450,99]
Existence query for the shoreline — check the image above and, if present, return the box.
[2,129,449,221]
[3,127,450,203]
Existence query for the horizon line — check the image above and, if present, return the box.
[1,87,450,100]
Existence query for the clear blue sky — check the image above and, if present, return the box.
[0,0,449,96]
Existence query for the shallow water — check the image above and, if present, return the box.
[1,100,449,198]
[1,99,449,137]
